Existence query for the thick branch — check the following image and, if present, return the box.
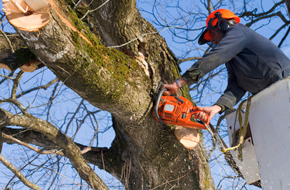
[1,126,123,179]
[14,5,151,126]
[0,109,109,190]
[0,48,44,71]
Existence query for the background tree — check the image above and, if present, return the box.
[0,0,289,189]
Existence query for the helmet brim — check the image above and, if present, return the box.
[198,29,210,45]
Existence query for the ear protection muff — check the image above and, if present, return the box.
[214,12,230,33]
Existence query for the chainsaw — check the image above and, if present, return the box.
[151,82,225,150]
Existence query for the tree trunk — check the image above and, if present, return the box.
[1,0,215,189]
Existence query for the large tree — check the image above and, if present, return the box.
[0,0,214,189]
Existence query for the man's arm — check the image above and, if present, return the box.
[192,63,246,122]
[214,62,246,112]
[182,24,248,86]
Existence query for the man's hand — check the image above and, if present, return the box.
[162,78,186,95]
[195,105,222,123]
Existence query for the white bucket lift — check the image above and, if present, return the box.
[225,77,290,189]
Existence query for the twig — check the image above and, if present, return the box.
[29,163,88,188]
[6,71,31,115]
[80,0,110,20]
[278,25,290,47]
[16,78,59,99]
[179,56,202,64]
[207,0,212,13]
[0,74,15,80]
[0,27,14,53]
[11,71,24,99]
[0,154,42,190]
[108,27,181,48]
[73,0,83,10]
[5,154,40,189]
[0,71,15,85]
[64,99,84,135]
[46,79,60,121]
[2,133,64,156]
[82,103,100,147]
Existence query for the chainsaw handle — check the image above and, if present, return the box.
[190,109,210,126]
[154,87,167,125]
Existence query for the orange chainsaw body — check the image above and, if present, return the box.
[153,95,207,130]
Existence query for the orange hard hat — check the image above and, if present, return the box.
[198,9,240,45]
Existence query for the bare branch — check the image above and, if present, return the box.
[16,78,59,99]
[2,132,64,156]
[0,109,109,190]
[80,0,110,20]
[11,71,23,99]
[0,27,14,53]
[29,163,89,188]
[207,0,213,13]
[0,74,15,80]
[108,26,180,48]
[4,154,40,189]
[64,99,84,135]
[74,0,84,10]
[1,127,109,163]
[179,56,202,64]
[0,154,42,190]
[278,26,290,47]
[269,22,290,40]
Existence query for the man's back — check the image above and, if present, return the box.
[225,23,290,94]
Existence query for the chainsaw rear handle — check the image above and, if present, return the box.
[189,109,210,126]
[154,87,168,125]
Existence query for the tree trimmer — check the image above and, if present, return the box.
[151,82,225,151]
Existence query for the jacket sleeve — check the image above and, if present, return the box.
[182,25,248,86]
[215,62,246,111]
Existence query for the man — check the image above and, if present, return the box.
[164,9,290,122]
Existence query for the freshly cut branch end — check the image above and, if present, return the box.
[19,60,41,72]
[174,126,200,149]
[2,0,51,32]
[0,60,41,72]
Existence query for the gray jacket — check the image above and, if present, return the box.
[182,23,290,110]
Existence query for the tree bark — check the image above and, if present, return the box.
[1,0,215,189]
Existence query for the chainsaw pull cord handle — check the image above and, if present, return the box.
[174,96,184,104]
[154,87,168,125]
